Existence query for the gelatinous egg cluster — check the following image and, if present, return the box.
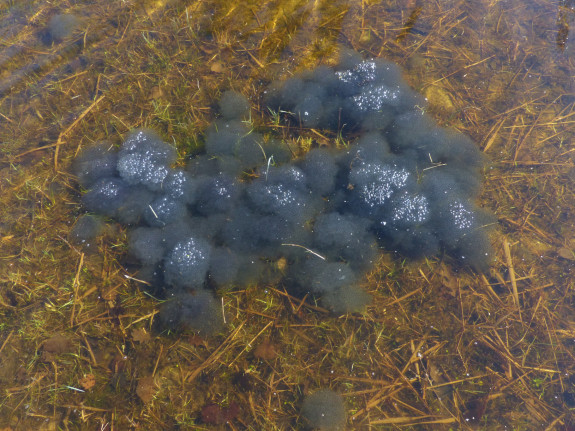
[73,51,494,334]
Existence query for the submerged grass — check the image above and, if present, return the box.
[1,0,575,429]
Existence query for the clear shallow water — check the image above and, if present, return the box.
[1,0,574,429]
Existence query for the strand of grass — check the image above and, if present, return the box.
[267,286,327,314]
[480,274,505,304]
[82,334,98,366]
[424,55,495,87]
[152,344,163,377]
[370,415,457,425]
[69,252,84,327]
[228,320,274,367]
[482,117,506,152]
[425,373,492,390]
[353,340,430,420]
[350,386,405,421]
[0,330,14,355]
[281,243,325,260]
[503,240,521,322]
[383,287,423,306]
[184,320,246,383]
[53,94,106,170]
[513,95,569,161]
[499,216,554,241]
[544,414,568,431]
